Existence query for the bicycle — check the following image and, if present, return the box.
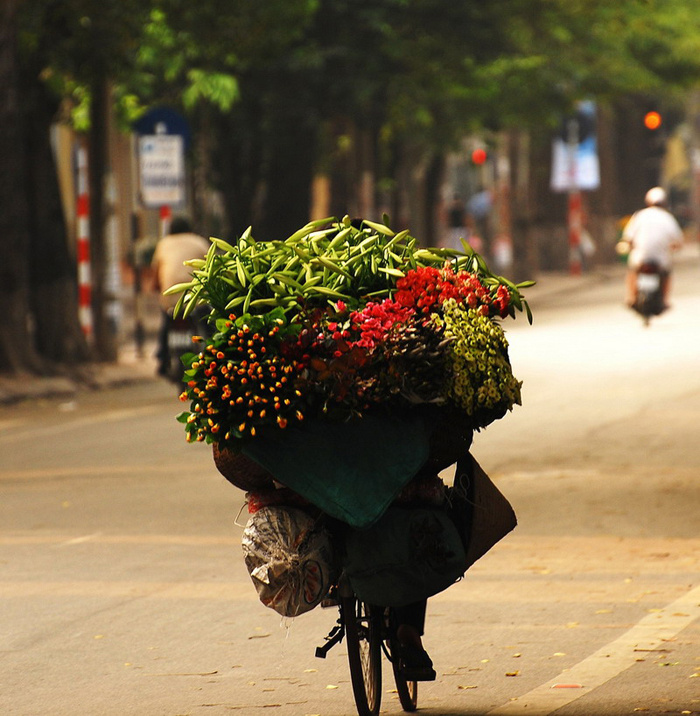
[315,577,419,716]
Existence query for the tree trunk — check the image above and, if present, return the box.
[423,153,444,247]
[507,129,538,283]
[259,112,315,240]
[327,118,355,220]
[88,75,117,361]
[212,89,265,240]
[0,0,41,374]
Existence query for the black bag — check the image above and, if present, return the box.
[448,454,517,569]
[343,506,468,607]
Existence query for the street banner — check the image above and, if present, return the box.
[138,134,185,207]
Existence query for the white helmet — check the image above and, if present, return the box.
[645,187,667,207]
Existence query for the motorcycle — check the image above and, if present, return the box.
[160,308,209,391]
[631,261,666,326]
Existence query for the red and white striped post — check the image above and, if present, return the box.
[566,117,583,276]
[568,190,583,276]
[159,204,172,238]
[76,146,93,340]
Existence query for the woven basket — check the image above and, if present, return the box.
[212,444,276,492]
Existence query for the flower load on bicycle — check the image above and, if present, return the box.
[167,216,531,620]
[169,216,532,449]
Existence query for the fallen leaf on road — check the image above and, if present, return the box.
[552,652,566,657]
[218,706,282,711]
[263,678,300,683]
[248,634,271,639]
[458,685,478,690]
[147,671,218,677]
[505,671,519,677]
[326,685,339,690]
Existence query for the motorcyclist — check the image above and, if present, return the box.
[151,217,210,376]
[622,187,683,309]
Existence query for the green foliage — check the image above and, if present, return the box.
[18,0,700,140]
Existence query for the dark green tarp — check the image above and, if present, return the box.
[242,413,431,528]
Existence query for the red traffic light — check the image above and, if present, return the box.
[471,148,487,165]
[644,111,662,130]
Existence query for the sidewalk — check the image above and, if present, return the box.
[1,244,696,406]
[0,290,161,406]
[0,344,159,406]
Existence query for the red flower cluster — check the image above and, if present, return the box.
[395,264,511,318]
[347,299,415,350]
[493,284,511,318]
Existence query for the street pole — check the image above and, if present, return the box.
[76,144,93,341]
[567,117,582,276]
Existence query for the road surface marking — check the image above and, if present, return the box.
[487,583,700,715]
[57,533,102,546]
[0,405,160,442]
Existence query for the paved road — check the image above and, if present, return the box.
[1,258,699,716]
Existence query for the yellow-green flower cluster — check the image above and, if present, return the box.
[433,299,522,429]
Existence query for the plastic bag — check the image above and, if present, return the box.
[242,506,336,617]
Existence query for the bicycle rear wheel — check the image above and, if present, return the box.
[388,630,418,712]
[342,597,382,716]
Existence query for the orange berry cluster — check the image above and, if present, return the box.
[178,313,307,444]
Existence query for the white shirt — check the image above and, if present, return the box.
[623,206,682,270]
[152,232,211,309]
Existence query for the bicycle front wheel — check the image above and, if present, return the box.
[342,597,382,716]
